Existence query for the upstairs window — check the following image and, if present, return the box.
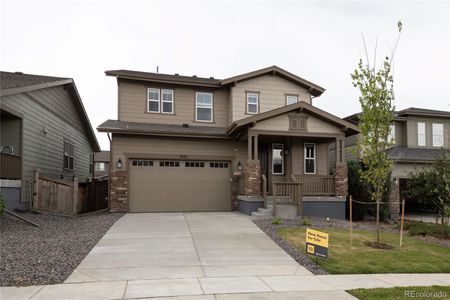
[417,122,426,146]
[388,124,396,144]
[286,95,298,105]
[432,123,444,147]
[246,92,259,114]
[304,143,316,174]
[64,141,74,170]
[147,88,174,114]
[195,92,213,122]
[161,89,174,114]
[148,88,160,113]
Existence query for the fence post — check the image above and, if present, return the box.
[272,183,277,217]
[400,199,405,247]
[349,195,353,246]
[72,177,79,215]
[33,168,40,210]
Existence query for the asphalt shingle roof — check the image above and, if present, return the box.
[386,145,450,162]
[97,119,229,137]
[0,71,68,90]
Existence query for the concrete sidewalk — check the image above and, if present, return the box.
[1,273,449,299]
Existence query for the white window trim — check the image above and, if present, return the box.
[147,88,161,113]
[195,92,213,122]
[304,142,316,175]
[161,89,174,114]
[246,93,259,115]
[417,122,426,146]
[64,141,75,171]
[432,123,444,147]
[272,143,284,175]
[388,124,396,144]
[286,95,298,105]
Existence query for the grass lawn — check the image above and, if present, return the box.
[348,285,450,300]
[277,227,450,274]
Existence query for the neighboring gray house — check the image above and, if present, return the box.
[0,71,100,210]
[94,151,110,178]
[343,107,450,218]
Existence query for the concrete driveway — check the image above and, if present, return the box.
[67,212,309,283]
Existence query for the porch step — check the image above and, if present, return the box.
[251,204,299,219]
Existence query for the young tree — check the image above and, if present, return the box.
[351,22,402,243]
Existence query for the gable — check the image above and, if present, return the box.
[231,74,312,122]
[252,112,342,134]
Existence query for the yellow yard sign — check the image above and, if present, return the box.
[306,228,329,258]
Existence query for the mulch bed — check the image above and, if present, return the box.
[0,211,123,287]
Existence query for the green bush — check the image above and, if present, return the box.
[0,193,5,215]
[347,160,391,221]
[301,216,312,226]
[400,221,450,239]
[272,217,283,225]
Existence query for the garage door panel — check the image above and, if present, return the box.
[129,160,231,212]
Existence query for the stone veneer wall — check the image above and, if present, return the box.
[245,160,261,196]
[231,175,240,210]
[110,170,128,212]
[335,162,348,197]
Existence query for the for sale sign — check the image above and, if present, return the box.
[306,228,329,258]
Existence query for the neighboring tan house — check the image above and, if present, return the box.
[98,66,359,218]
[94,151,110,178]
[344,108,450,218]
[0,71,100,210]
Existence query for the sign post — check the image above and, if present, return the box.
[306,228,329,258]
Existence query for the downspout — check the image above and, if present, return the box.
[107,131,112,211]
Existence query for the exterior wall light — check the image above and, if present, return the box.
[237,161,242,171]
[117,158,123,169]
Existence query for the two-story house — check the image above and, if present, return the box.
[98,66,359,217]
[344,108,450,218]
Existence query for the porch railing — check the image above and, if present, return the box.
[0,153,21,179]
[272,182,303,217]
[291,175,335,196]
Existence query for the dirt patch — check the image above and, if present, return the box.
[364,241,394,250]
[0,211,123,287]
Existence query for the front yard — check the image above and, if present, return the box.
[254,218,450,275]
[0,212,123,287]
[278,227,450,274]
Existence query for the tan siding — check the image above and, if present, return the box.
[111,134,247,171]
[253,113,342,134]
[406,117,450,148]
[290,139,329,176]
[392,162,432,178]
[118,80,229,127]
[231,74,312,121]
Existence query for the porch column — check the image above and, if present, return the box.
[253,135,258,161]
[389,176,400,220]
[335,137,348,197]
[245,134,261,196]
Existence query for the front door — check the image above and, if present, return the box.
[258,143,269,191]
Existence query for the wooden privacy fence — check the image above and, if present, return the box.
[272,182,303,217]
[33,170,108,216]
[291,174,335,196]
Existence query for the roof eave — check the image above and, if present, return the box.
[0,78,73,97]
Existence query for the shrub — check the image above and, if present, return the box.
[0,193,5,215]
[400,221,450,239]
[347,160,391,221]
[301,216,312,226]
[272,217,283,225]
